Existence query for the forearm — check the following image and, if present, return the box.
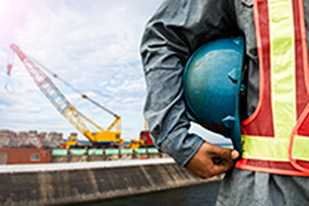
[140,0,236,166]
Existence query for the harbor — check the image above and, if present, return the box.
[0,128,225,206]
[0,129,167,165]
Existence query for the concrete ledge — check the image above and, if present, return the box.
[0,160,217,206]
[0,158,176,173]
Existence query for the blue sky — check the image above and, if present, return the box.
[0,0,228,143]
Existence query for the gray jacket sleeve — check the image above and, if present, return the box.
[140,0,237,166]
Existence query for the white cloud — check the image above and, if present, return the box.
[0,0,227,144]
[0,0,164,140]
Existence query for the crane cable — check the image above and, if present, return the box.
[29,56,119,118]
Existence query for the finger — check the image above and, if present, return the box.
[206,144,235,161]
[231,150,240,160]
[211,163,234,175]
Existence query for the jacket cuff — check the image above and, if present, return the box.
[160,131,205,167]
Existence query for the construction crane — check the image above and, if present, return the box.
[8,44,123,148]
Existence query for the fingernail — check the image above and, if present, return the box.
[231,150,240,159]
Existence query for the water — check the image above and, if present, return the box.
[82,181,221,206]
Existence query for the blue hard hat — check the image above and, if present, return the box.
[183,37,245,152]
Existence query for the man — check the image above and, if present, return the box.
[140,0,309,205]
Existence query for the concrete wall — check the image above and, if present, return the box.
[0,159,218,206]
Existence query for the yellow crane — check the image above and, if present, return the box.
[9,44,123,148]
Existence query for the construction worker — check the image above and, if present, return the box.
[140,0,309,205]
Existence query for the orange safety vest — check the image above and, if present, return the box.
[236,0,309,176]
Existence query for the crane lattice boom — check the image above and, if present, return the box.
[9,44,122,145]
